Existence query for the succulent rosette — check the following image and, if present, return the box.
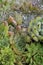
[28,17,43,42]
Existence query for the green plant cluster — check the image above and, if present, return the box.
[0,0,43,65]
[0,16,43,65]
[28,17,43,42]
[0,47,15,65]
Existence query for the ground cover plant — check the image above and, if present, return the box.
[0,0,43,65]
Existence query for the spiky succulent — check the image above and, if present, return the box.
[28,17,43,42]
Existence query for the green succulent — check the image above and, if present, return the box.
[28,17,43,42]
[0,47,15,65]
[25,43,43,65]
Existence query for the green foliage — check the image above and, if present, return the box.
[0,0,43,65]
[0,16,43,65]
[0,36,9,48]
[0,22,9,48]
[25,43,43,65]
[14,33,26,52]
[0,47,15,65]
[28,17,43,42]
[0,22,8,37]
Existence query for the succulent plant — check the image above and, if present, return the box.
[25,43,43,65]
[0,47,15,65]
[28,17,43,42]
[0,1,43,65]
